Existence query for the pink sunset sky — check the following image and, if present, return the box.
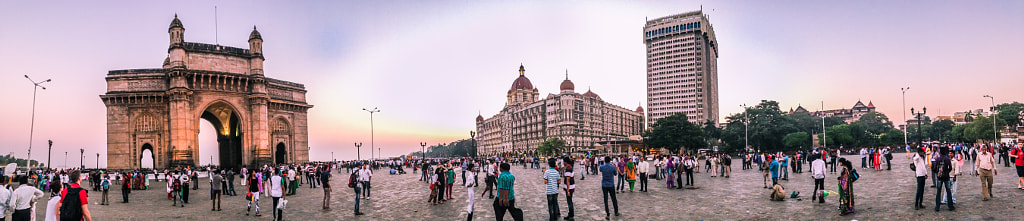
[0,1,1021,167]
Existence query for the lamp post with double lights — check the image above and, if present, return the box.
[25,75,51,170]
[420,142,427,160]
[355,142,362,161]
[911,107,927,146]
[470,131,476,158]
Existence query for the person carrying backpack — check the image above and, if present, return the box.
[55,170,93,221]
[100,174,110,205]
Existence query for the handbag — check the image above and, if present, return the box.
[246,192,254,201]
[277,199,288,210]
[909,163,916,172]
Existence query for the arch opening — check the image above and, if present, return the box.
[275,143,286,165]
[140,144,155,169]
[200,102,244,171]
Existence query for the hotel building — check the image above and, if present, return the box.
[643,10,720,127]
[475,65,645,156]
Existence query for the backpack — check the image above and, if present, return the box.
[348,170,358,188]
[770,184,785,201]
[59,187,86,221]
[101,180,110,191]
[172,178,181,191]
[850,168,859,182]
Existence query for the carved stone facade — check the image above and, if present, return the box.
[101,15,312,170]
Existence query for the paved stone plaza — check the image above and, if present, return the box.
[36,154,1021,220]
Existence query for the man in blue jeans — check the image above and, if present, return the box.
[933,147,954,211]
[599,157,620,219]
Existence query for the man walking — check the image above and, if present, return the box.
[638,158,649,192]
[811,153,826,203]
[464,163,477,221]
[493,163,523,221]
[976,147,996,201]
[563,157,576,220]
[320,165,332,211]
[210,169,222,211]
[226,169,236,196]
[54,171,93,221]
[351,166,364,216]
[599,157,620,219]
[11,175,44,221]
[860,148,867,168]
[933,147,954,211]
[542,159,561,221]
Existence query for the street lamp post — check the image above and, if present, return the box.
[902,87,910,146]
[362,107,380,162]
[984,95,997,144]
[96,153,99,169]
[64,152,67,169]
[420,142,427,160]
[355,142,362,161]
[25,75,51,170]
[740,104,749,152]
[470,131,476,158]
[911,107,927,146]
[79,149,84,169]
[47,140,53,170]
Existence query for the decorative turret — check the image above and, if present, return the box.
[168,14,184,46]
[249,26,265,75]
[167,14,186,68]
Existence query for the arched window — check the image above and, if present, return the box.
[135,114,160,132]
[271,118,290,135]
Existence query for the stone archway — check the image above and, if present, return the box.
[101,15,312,170]
[200,101,244,171]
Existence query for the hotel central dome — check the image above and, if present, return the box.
[509,64,536,91]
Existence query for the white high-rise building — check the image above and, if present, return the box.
[643,10,719,127]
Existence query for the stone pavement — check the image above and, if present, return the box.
[32,154,1024,220]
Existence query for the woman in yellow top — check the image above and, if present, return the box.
[625,158,637,192]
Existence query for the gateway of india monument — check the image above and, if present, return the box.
[100,15,312,171]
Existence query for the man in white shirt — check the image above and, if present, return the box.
[638,159,650,192]
[358,165,373,199]
[287,167,297,195]
[810,153,827,203]
[860,148,868,168]
[10,176,45,221]
[0,176,11,221]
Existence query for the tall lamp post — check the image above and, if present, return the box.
[47,140,53,170]
[64,152,67,169]
[362,107,380,161]
[740,104,749,152]
[470,131,477,158]
[79,149,84,169]
[96,153,99,169]
[901,87,910,146]
[984,95,997,144]
[420,142,427,160]
[354,142,362,161]
[25,75,51,170]
[911,107,927,146]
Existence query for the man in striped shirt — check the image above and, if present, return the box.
[543,159,561,221]
[493,163,523,221]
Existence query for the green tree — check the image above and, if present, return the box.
[995,102,1024,129]
[644,113,706,154]
[820,124,854,147]
[929,119,955,142]
[964,114,1003,142]
[536,138,567,156]
[703,119,722,146]
[854,112,894,135]
[949,124,969,143]
[879,129,905,146]
[783,132,810,149]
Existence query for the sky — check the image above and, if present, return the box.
[0,1,1022,167]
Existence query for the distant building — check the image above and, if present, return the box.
[475,65,644,156]
[644,10,719,127]
[789,100,876,124]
